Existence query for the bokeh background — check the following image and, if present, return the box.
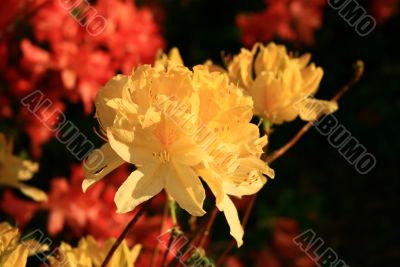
[0,0,399,266]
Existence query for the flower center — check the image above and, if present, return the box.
[152,150,170,163]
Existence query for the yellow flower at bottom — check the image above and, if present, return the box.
[83,57,274,247]
[49,236,141,267]
[228,42,338,124]
[0,222,29,267]
[0,222,48,267]
[0,133,47,202]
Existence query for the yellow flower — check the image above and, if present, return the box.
[49,236,141,267]
[0,133,47,202]
[228,42,338,124]
[0,222,47,267]
[83,51,274,246]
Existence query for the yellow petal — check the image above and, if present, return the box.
[95,75,127,129]
[271,106,299,124]
[107,127,161,165]
[165,162,206,216]
[108,239,134,267]
[138,106,161,128]
[223,179,265,198]
[170,139,203,166]
[297,53,311,68]
[297,98,338,121]
[131,244,142,265]
[23,240,49,255]
[228,47,253,88]
[115,164,165,213]
[155,47,184,68]
[18,184,47,202]
[217,194,244,247]
[168,47,184,66]
[255,42,287,75]
[223,157,268,197]
[83,143,124,192]
[195,167,224,206]
[0,222,19,245]
[106,98,138,115]
[83,236,104,265]
[0,244,29,267]
[301,64,324,95]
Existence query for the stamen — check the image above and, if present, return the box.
[93,127,108,142]
[152,151,170,163]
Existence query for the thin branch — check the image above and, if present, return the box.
[161,230,175,267]
[161,227,182,267]
[174,216,210,267]
[161,197,180,267]
[239,195,258,231]
[266,122,315,164]
[100,200,151,267]
[151,198,170,267]
[216,195,257,266]
[197,208,219,248]
[331,60,364,103]
[169,198,178,225]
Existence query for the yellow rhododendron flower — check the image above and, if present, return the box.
[0,222,47,267]
[0,222,29,267]
[228,42,338,124]
[49,236,141,267]
[83,51,274,246]
[0,133,47,202]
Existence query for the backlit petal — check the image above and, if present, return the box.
[83,143,124,192]
[95,74,128,129]
[217,194,244,247]
[165,162,206,216]
[297,98,338,121]
[115,164,165,213]
[18,184,47,202]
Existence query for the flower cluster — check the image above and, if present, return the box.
[84,50,275,246]
[48,236,141,267]
[0,222,48,266]
[227,42,337,124]
[0,38,339,265]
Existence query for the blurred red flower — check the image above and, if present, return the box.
[237,0,326,47]
[1,163,173,255]
[0,190,40,227]
[0,0,164,157]
[370,0,399,24]
[224,218,317,267]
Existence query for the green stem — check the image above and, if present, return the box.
[168,197,178,226]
